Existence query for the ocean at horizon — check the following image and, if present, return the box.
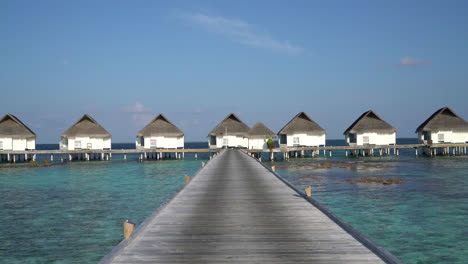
[1,140,467,263]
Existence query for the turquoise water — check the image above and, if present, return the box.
[267,154,468,264]
[1,139,468,263]
[0,158,204,263]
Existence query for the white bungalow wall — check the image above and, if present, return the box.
[138,136,184,149]
[346,132,396,146]
[281,133,326,147]
[209,135,248,148]
[64,137,111,150]
[419,130,468,144]
[248,138,268,149]
[0,137,35,150]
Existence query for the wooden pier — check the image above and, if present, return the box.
[1,143,466,163]
[0,148,214,163]
[99,149,401,264]
[247,143,468,160]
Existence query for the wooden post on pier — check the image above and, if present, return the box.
[271,166,275,172]
[304,186,312,197]
[13,154,16,163]
[185,175,190,183]
[124,153,127,160]
[33,153,36,161]
[195,153,197,160]
[50,154,53,162]
[396,149,399,156]
[259,157,262,162]
[202,162,205,167]
[329,150,332,158]
[345,150,348,157]
[415,148,418,156]
[124,220,135,239]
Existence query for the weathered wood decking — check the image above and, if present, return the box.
[100,149,400,264]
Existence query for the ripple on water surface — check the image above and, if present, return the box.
[0,159,204,263]
[268,156,468,264]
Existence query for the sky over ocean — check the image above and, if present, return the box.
[1,0,468,142]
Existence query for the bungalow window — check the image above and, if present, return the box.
[75,140,81,149]
[293,137,300,146]
[150,139,157,148]
[222,138,229,146]
[210,136,216,145]
[422,132,430,140]
[363,136,369,145]
[87,143,92,149]
[280,134,287,144]
[349,134,356,143]
[438,134,444,143]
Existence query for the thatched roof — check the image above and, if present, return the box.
[0,114,36,138]
[277,112,326,135]
[62,114,111,138]
[344,110,397,135]
[207,113,250,137]
[248,122,277,138]
[137,114,184,137]
[416,107,468,132]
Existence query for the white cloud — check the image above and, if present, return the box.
[399,56,432,66]
[121,102,153,125]
[121,102,151,113]
[180,13,303,54]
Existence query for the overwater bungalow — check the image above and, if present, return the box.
[344,110,396,146]
[277,112,326,147]
[248,122,277,150]
[208,113,250,149]
[0,114,36,151]
[416,106,468,144]
[60,114,111,150]
[136,114,184,149]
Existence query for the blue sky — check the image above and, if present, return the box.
[1,0,467,143]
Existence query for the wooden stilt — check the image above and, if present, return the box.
[185,175,190,183]
[124,220,135,239]
[304,186,312,197]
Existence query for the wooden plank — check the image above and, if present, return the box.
[100,149,400,264]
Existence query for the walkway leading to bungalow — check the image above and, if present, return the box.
[100,149,396,264]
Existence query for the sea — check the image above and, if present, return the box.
[0,140,467,263]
